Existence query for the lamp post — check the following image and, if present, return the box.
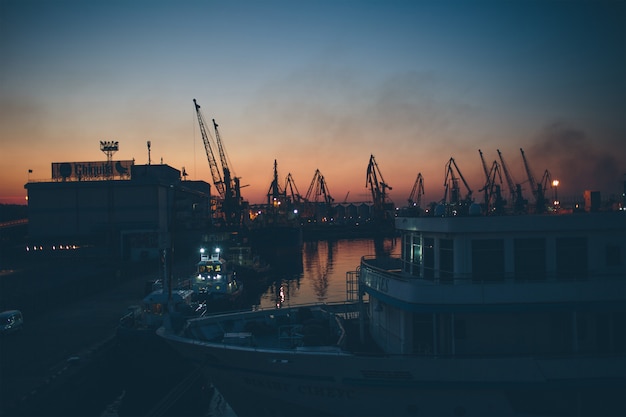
[552,179,560,210]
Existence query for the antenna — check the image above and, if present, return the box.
[147,141,151,165]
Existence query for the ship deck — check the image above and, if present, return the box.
[179,302,383,354]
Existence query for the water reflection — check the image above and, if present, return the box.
[247,237,398,310]
[303,240,335,302]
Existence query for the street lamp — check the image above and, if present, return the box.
[552,179,560,209]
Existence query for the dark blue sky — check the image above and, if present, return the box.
[1,0,624,204]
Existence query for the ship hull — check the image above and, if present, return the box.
[159,327,625,416]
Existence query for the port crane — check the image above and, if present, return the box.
[497,149,527,213]
[194,99,224,196]
[305,169,334,205]
[267,159,288,207]
[479,149,491,185]
[212,118,235,196]
[304,169,335,221]
[478,158,506,215]
[442,157,473,213]
[520,148,549,213]
[408,172,424,208]
[478,150,506,215]
[193,99,246,226]
[212,118,247,226]
[366,154,394,224]
[285,173,305,205]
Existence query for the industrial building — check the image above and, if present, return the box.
[24,160,211,262]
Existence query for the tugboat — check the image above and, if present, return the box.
[193,247,243,311]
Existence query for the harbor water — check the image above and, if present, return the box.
[251,237,399,309]
[0,237,398,417]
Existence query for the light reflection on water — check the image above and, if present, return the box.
[254,237,399,310]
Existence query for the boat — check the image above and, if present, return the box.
[193,247,243,310]
[159,204,625,416]
[117,288,206,343]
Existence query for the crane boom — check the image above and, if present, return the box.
[443,157,472,203]
[497,149,517,201]
[520,148,549,213]
[194,99,224,197]
[479,149,490,182]
[366,154,392,205]
[481,160,506,215]
[520,148,537,199]
[408,172,424,208]
[285,173,304,204]
[303,169,335,221]
[305,169,334,205]
[212,119,231,176]
[366,154,394,226]
[497,149,527,213]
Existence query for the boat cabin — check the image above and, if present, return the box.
[194,248,241,297]
[360,211,626,357]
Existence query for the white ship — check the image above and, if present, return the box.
[159,207,625,416]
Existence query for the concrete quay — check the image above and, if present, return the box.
[0,255,204,417]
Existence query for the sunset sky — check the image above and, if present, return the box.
[1,0,624,206]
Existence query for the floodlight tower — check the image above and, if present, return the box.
[100,140,119,178]
[100,140,119,162]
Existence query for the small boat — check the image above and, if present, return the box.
[117,288,206,343]
[193,247,243,309]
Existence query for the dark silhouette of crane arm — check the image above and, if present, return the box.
[193,99,225,197]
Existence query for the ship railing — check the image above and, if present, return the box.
[361,255,625,285]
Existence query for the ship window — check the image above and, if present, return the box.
[408,234,421,277]
[514,238,546,281]
[403,234,410,263]
[412,243,421,277]
[423,237,435,280]
[556,237,587,280]
[439,239,453,283]
[471,239,504,282]
[606,244,622,267]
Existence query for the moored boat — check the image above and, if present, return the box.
[117,288,206,343]
[193,247,243,310]
[159,207,625,416]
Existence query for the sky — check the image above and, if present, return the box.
[1,0,624,207]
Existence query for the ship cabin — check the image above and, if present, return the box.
[359,211,626,357]
[194,247,239,296]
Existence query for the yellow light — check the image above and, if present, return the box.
[552,179,559,187]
